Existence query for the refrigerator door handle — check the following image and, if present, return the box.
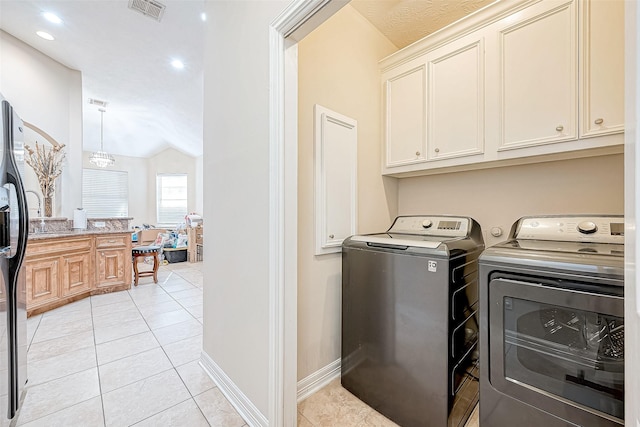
[6,169,27,274]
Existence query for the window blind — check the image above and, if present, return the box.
[156,174,188,225]
[82,169,129,217]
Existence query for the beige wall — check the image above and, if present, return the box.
[82,148,198,227]
[398,154,624,246]
[0,30,83,219]
[297,5,398,381]
[146,148,198,226]
[202,0,289,416]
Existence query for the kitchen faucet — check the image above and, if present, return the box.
[25,190,45,233]
[25,190,41,217]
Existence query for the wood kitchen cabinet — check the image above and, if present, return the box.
[95,235,131,288]
[25,237,92,312]
[61,252,92,297]
[25,257,60,308]
[25,233,132,316]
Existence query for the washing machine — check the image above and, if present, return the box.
[479,215,624,427]
[341,215,484,427]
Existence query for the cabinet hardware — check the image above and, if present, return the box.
[594,118,604,125]
[415,151,421,156]
[556,125,564,132]
[329,234,334,239]
[434,148,440,153]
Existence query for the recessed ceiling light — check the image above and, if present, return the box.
[171,59,185,69]
[200,12,207,22]
[36,31,54,41]
[42,12,62,24]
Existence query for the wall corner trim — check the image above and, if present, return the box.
[200,351,268,427]
[297,359,341,403]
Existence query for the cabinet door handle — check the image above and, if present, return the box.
[556,125,564,132]
[329,234,334,239]
[434,148,440,153]
[594,118,604,125]
[108,240,116,243]
[415,151,421,156]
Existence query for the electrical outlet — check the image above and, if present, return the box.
[94,221,106,228]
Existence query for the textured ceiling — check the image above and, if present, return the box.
[350,0,497,49]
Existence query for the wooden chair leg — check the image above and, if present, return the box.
[133,255,140,286]
[152,252,159,283]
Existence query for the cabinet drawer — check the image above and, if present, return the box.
[95,235,128,248]
[26,237,92,258]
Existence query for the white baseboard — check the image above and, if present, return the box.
[297,359,341,402]
[200,351,268,427]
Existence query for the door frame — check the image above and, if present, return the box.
[268,0,640,425]
[268,1,349,425]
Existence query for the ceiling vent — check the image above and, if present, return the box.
[88,98,108,108]
[128,0,166,22]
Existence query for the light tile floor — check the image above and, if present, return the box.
[20,261,247,427]
[297,380,479,427]
[22,260,480,427]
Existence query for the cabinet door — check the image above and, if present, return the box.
[498,0,577,150]
[580,0,624,137]
[383,58,427,168]
[25,257,60,307]
[314,105,357,255]
[61,252,92,297]
[96,249,127,287]
[427,36,484,161]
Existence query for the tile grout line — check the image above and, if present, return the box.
[90,290,109,427]
[20,264,206,426]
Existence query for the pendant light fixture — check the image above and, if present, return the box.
[89,108,115,168]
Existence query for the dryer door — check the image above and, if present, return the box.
[488,277,624,426]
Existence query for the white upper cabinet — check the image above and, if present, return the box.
[495,0,577,150]
[380,0,624,177]
[579,0,624,138]
[427,35,485,161]
[382,58,427,168]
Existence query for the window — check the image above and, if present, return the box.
[157,174,188,225]
[82,169,129,217]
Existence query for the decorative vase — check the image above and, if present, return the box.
[44,196,53,217]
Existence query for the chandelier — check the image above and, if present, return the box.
[89,108,115,168]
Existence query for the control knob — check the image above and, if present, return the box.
[577,221,598,234]
[422,219,433,229]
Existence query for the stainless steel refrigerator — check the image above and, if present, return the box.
[0,94,28,426]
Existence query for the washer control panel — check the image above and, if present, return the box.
[389,216,470,237]
[515,216,624,244]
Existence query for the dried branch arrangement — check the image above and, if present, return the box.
[24,142,66,199]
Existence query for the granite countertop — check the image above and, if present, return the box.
[28,229,133,241]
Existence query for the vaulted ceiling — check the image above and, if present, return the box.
[0,0,494,159]
[0,0,205,158]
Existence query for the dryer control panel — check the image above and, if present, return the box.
[515,216,624,244]
[389,216,471,237]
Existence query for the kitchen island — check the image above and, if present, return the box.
[25,218,133,317]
